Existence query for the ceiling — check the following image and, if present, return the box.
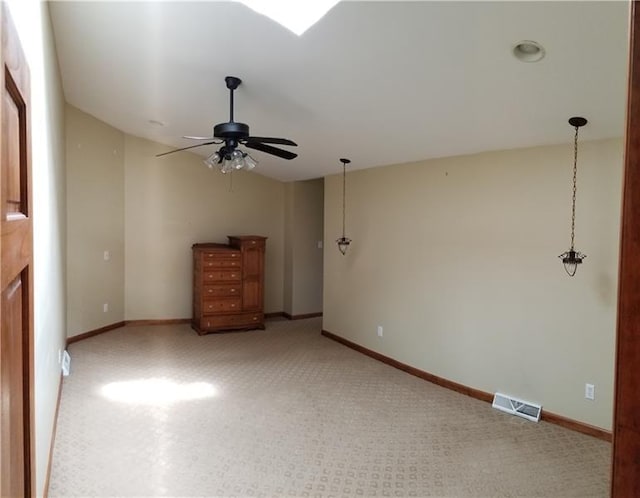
[49,1,630,182]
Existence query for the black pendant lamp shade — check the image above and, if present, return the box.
[558,117,587,276]
[336,237,351,255]
[336,158,351,255]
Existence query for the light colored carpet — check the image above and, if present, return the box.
[49,318,610,497]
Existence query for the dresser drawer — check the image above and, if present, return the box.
[201,251,240,261]
[200,257,242,269]
[202,298,242,314]
[202,284,241,297]
[202,270,241,282]
[202,312,264,329]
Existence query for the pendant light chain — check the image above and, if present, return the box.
[342,162,347,238]
[570,124,579,250]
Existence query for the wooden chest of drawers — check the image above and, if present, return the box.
[192,236,266,334]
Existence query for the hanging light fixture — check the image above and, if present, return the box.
[336,158,352,255]
[203,146,258,174]
[558,117,587,276]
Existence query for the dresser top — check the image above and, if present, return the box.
[193,236,267,251]
[192,243,237,251]
[227,235,267,241]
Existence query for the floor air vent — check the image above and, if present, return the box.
[492,392,541,422]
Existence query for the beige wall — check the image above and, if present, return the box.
[284,179,324,316]
[8,0,68,494]
[66,118,286,328]
[323,139,623,430]
[123,135,285,319]
[289,179,324,315]
[284,183,295,313]
[66,105,125,335]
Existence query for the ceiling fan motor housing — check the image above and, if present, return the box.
[214,121,250,140]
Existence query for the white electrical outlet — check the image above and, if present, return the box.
[103,303,109,313]
[377,325,383,337]
[317,241,323,249]
[103,250,110,261]
[61,351,71,376]
[585,383,595,400]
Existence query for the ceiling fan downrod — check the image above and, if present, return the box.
[225,76,241,123]
[213,76,249,140]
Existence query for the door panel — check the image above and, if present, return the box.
[1,275,25,496]
[242,247,262,310]
[0,4,34,497]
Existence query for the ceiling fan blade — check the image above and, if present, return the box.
[244,141,298,160]
[243,136,297,147]
[183,135,218,141]
[156,141,218,157]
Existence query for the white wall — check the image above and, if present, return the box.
[6,0,67,495]
[323,139,623,430]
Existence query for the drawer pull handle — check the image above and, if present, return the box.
[231,289,236,292]
[231,304,235,307]
[253,317,257,320]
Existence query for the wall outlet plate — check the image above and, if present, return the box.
[585,383,595,400]
[62,350,71,376]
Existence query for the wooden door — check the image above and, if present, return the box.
[0,4,34,497]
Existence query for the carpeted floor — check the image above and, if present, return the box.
[49,317,610,497]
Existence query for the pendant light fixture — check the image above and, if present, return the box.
[558,117,587,276]
[336,158,352,255]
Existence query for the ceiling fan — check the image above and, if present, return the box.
[156,76,297,172]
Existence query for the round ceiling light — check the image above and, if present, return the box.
[513,40,545,63]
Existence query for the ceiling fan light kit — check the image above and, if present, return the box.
[157,76,297,174]
[204,149,258,174]
[558,116,587,277]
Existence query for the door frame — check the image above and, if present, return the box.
[612,0,640,495]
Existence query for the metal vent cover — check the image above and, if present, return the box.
[492,392,542,422]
